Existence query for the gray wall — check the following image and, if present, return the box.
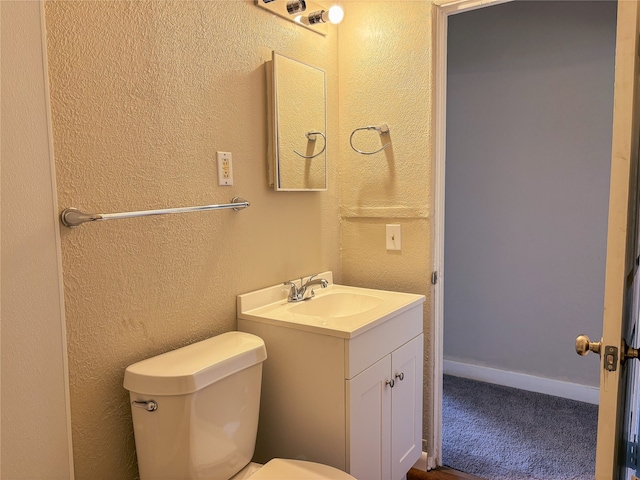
[443,0,617,387]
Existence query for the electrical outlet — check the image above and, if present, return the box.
[386,224,401,251]
[217,151,233,186]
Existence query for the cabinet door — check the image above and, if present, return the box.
[347,355,392,480]
[391,334,423,480]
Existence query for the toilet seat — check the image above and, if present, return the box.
[249,459,356,480]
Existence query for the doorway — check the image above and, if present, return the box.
[433,0,617,476]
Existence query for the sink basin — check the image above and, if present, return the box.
[237,271,425,338]
[289,292,383,317]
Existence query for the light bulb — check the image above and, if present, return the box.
[308,6,344,25]
[294,14,309,25]
[327,5,344,24]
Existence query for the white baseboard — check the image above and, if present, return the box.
[443,359,599,405]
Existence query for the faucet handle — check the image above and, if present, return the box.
[284,280,298,290]
[284,280,302,301]
[303,273,318,286]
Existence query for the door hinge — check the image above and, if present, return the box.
[604,345,619,372]
[431,271,438,285]
[627,437,639,471]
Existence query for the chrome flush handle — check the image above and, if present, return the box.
[132,400,158,412]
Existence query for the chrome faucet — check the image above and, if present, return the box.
[284,274,329,302]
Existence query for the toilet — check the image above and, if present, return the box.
[123,331,355,480]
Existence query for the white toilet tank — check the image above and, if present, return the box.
[123,331,267,480]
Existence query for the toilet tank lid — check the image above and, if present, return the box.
[123,332,267,396]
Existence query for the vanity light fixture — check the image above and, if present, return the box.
[286,0,306,14]
[256,0,342,35]
[307,5,344,24]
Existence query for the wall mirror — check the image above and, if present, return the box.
[268,51,327,191]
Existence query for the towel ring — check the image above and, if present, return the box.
[350,124,391,155]
[294,131,326,159]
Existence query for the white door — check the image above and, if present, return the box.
[577,2,640,478]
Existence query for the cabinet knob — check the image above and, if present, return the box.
[386,379,395,388]
[395,372,404,381]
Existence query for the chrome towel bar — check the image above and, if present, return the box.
[60,196,250,228]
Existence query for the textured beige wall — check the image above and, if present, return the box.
[338,0,435,458]
[44,1,339,478]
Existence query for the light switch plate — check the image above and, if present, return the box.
[386,224,401,251]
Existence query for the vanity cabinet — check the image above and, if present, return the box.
[348,334,423,480]
[238,289,424,480]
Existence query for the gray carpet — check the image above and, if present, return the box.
[442,375,597,480]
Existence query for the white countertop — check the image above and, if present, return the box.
[237,273,425,339]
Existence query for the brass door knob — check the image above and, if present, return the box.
[575,334,601,356]
[625,343,639,361]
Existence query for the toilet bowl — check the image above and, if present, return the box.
[123,331,355,480]
[231,460,354,480]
